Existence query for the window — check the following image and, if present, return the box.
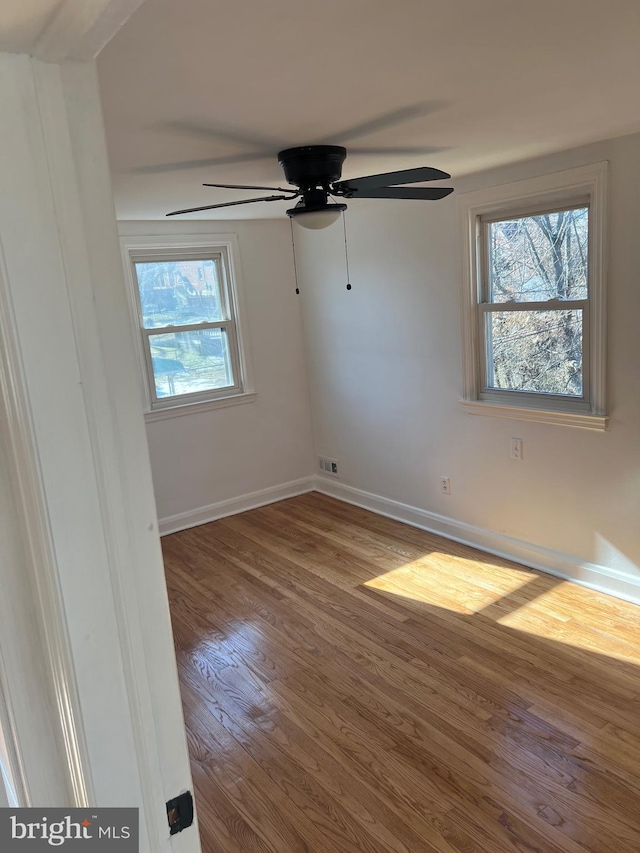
[121,235,254,418]
[459,163,607,430]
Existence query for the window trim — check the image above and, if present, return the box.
[458,162,608,430]
[120,233,255,419]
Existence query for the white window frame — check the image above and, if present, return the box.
[120,234,255,421]
[458,162,608,430]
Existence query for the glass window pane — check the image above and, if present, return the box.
[149,329,234,399]
[135,259,223,328]
[488,207,588,303]
[487,309,583,396]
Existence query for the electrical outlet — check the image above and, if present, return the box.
[319,457,339,477]
[510,438,523,460]
[440,476,451,495]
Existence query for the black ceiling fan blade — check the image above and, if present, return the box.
[203,182,298,194]
[135,151,273,175]
[347,187,454,201]
[335,167,452,192]
[317,101,446,145]
[166,194,295,216]
[159,119,284,150]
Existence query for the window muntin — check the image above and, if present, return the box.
[131,251,243,409]
[479,205,590,406]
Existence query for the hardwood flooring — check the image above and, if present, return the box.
[163,491,640,853]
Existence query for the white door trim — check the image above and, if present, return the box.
[0,53,199,852]
[0,223,90,807]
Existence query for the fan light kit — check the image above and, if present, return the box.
[166,145,453,229]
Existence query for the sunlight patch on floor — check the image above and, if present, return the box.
[366,563,640,665]
[494,583,640,665]
[495,615,640,664]
[363,554,536,614]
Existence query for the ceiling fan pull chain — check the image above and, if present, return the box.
[290,218,300,295]
[342,210,352,291]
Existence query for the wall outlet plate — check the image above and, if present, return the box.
[510,438,523,460]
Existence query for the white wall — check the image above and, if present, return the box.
[118,220,315,526]
[296,132,640,590]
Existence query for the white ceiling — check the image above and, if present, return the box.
[98,0,640,220]
[0,0,63,52]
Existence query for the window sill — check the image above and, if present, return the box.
[144,391,257,423]
[460,400,607,431]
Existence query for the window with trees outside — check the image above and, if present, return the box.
[460,164,607,430]
[122,236,253,417]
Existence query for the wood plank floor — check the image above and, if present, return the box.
[163,492,640,853]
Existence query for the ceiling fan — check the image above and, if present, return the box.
[166,145,453,228]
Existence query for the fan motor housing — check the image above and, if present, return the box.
[278,145,347,188]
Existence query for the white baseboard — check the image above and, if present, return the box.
[158,477,315,536]
[159,472,640,606]
[314,477,640,606]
